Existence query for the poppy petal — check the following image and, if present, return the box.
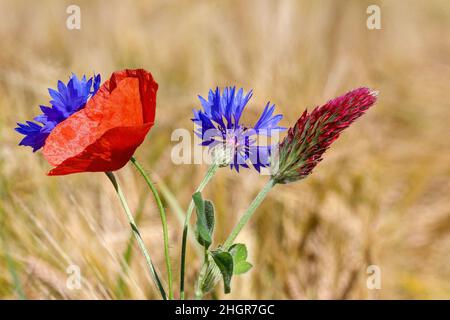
[47,124,152,175]
[42,69,158,175]
[108,69,157,124]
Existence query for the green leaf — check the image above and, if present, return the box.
[192,192,204,215]
[229,243,247,261]
[204,200,215,235]
[192,192,215,249]
[235,261,253,274]
[211,250,234,294]
[229,243,253,275]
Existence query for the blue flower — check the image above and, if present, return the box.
[192,87,285,172]
[15,73,101,152]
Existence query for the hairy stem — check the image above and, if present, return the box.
[194,179,276,300]
[105,171,167,300]
[152,172,202,258]
[130,157,174,299]
[223,179,276,249]
[180,163,219,299]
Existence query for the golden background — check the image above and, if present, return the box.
[0,0,449,299]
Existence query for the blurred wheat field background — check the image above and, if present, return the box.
[0,0,449,299]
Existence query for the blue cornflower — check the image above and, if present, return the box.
[192,87,285,172]
[15,73,101,152]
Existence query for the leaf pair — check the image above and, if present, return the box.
[193,192,253,294]
[193,192,215,249]
[210,244,253,294]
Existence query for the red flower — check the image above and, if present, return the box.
[42,69,158,176]
[272,87,378,184]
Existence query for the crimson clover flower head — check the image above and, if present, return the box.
[192,87,285,172]
[15,73,101,152]
[271,87,378,184]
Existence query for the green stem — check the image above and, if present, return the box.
[115,192,146,299]
[194,179,276,300]
[180,163,219,300]
[223,179,276,249]
[194,249,209,300]
[130,157,174,300]
[152,172,203,258]
[105,172,167,300]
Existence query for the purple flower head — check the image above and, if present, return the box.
[15,73,101,152]
[272,87,378,184]
[192,87,285,172]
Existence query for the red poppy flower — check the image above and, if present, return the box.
[42,69,158,176]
